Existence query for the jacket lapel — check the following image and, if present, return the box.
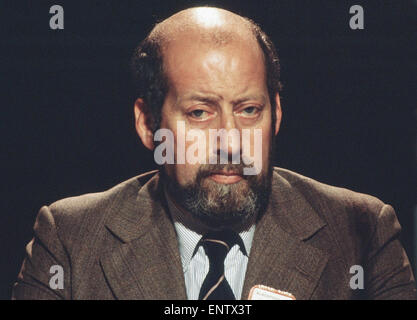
[100,172,187,300]
[242,170,328,300]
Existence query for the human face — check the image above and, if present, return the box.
[146,34,281,228]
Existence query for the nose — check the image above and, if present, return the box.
[211,112,242,164]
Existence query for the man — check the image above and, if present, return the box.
[13,7,416,300]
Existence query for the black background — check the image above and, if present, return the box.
[1,0,416,300]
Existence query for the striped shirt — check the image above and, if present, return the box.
[164,188,256,300]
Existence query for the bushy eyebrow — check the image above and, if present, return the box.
[178,92,267,106]
[179,93,222,105]
[231,95,267,106]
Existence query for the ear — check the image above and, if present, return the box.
[273,93,282,136]
[134,98,155,150]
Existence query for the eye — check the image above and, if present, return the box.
[190,109,206,118]
[188,109,212,120]
[240,106,260,117]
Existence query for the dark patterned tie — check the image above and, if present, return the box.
[196,230,247,300]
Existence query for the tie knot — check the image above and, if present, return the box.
[193,229,247,258]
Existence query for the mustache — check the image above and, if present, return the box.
[196,163,250,179]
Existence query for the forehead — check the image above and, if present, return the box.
[162,33,267,96]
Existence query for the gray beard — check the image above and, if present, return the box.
[163,163,273,230]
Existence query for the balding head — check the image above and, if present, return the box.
[131,6,281,132]
[149,7,258,49]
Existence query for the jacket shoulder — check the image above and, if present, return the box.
[50,170,157,213]
[274,167,386,216]
[273,167,393,249]
[45,170,159,240]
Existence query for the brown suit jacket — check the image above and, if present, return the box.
[12,167,416,299]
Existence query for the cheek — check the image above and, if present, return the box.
[262,126,272,150]
[258,119,273,169]
[160,104,204,185]
[170,163,201,186]
[169,129,203,186]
